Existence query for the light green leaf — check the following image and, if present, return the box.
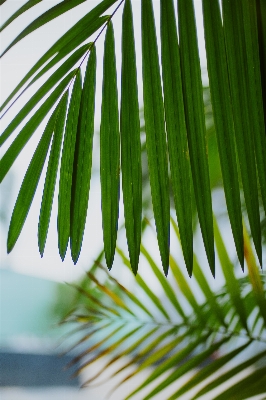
[160,0,193,276]
[116,247,171,320]
[193,349,266,399]
[58,69,82,260]
[126,333,210,400]
[141,244,187,320]
[213,366,266,400]
[0,71,75,183]
[171,216,227,327]
[171,341,251,399]
[147,337,230,400]
[100,21,120,269]
[38,92,68,256]
[222,0,262,264]
[7,106,56,252]
[70,45,97,264]
[214,216,249,332]
[202,0,244,268]
[141,0,170,274]
[0,44,90,146]
[243,221,266,326]
[121,0,142,274]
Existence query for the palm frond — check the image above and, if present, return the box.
[60,216,266,399]
[1,0,265,274]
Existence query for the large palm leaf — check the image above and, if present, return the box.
[59,216,266,399]
[1,0,265,274]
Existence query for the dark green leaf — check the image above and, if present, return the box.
[0,44,90,146]
[58,69,82,260]
[160,0,193,276]
[202,0,244,268]
[0,0,42,32]
[214,217,249,332]
[121,0,142,274]
[0,71,75,183]
[70,46,97,264]
[241,0,266,215]
[1,0,87,38]
[38,92,68,256]
[0,0,118,113]
[141,0,170,274]
[7,106,56,252]
[100,21,120,269]
[178,0,215,275]
[222,0,262,264]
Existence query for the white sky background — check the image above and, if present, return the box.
[0,0,216,284]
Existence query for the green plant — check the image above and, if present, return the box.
[60,216,266,399]
[1,0,265,275]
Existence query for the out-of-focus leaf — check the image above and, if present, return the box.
[202,0,244,268]
[120,0,142,274]
[70,45,96,264]
[141,0,170,274]
[126,333,210,400]
[7,106,56,252]
[0,71,75,183]
[58,69,82,260]
[178,0,215,275]
[147,337,230,400]
[170,341,251,399]
[141,244,186,320]
[100,21,120,269]
[116,247,171,320]
[243,221,266,325]
[160,0,193,276]
[38,92,68,256]
[214,217,249,331]
[192,349,266,399]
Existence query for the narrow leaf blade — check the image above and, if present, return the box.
[100,21,120,269]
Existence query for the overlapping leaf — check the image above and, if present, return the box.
[38,92,69,256]
[58,69,82,260]
[1,0,265,277]
[222,0,262,264]
[70,45,97,263]
[141,0,170,274]
[61,218,266,399]
[178,0,215,275]
[202,0,244,268]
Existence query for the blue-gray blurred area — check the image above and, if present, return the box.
[0,268,79,388]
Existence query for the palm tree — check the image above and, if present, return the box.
[1,0,265,276]
[59,216,266,399]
